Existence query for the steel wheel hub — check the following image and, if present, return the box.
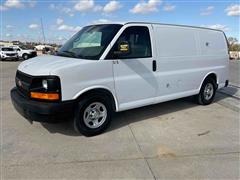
[204,83,214,100]
[83,102,107,129]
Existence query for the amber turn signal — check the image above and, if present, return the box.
[30,92,59,100]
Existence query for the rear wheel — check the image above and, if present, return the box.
[73,95,112,136]
[197,78,217,105]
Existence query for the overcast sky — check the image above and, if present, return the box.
[1,0,239,44]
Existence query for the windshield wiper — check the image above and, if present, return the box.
[58,50,76,58]
[62,50,76,57]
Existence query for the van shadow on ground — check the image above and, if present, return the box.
[41,92,233,137]
[218,85,239,98]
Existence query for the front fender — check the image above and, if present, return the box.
[73,86,119,111]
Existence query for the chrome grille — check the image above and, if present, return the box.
[15,71,32,97]
[6,53,17,56]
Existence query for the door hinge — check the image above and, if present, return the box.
[113,60,119,64]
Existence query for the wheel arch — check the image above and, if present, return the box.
[22,53,29,58]
[73,86,119,112]
[199,72,218,91]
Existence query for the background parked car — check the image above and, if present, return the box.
[10,46,37,60]
[0,47,18,61]
[229,51,240,60]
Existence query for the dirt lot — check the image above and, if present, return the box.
[1,60,239,179]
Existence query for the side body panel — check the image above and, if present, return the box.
[152,24,229,103]
[197,28,229,88]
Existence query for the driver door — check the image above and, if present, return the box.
[105,25,158,111]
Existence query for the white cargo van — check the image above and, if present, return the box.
[11,22,229,136]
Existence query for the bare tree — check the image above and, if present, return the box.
[228,37,238,46]
[228,37,240,51]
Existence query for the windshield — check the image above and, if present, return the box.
[1,48,14,51]
[20,46,29,50]
[57,24,122,60]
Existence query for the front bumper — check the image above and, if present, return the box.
[1,55,18,60]
[11,87,75,123]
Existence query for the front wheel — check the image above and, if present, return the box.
[74,95,112,136]
[197,78,217,105]
[22,54,29,60]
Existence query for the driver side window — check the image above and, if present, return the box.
[106,26,152,59]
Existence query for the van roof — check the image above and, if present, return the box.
[130,22,224,33]
[91,21,224,33]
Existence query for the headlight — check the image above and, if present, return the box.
[42,80,48,90]
[30,76,61,101]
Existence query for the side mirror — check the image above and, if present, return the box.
[114,41,131,57]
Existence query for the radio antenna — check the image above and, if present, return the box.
[40,17,46,44]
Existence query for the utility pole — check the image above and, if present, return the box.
[40,17,46,44]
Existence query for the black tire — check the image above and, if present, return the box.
[22,54,29,60]
[73,94,113,136]
[197,78,217,105]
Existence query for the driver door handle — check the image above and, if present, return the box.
[152,60,157,72]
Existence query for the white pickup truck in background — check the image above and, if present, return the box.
[11,46,37,60]
[0,47,19,61]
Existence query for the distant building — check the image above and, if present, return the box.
[0,41,14,47]
[12,41,21,45]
